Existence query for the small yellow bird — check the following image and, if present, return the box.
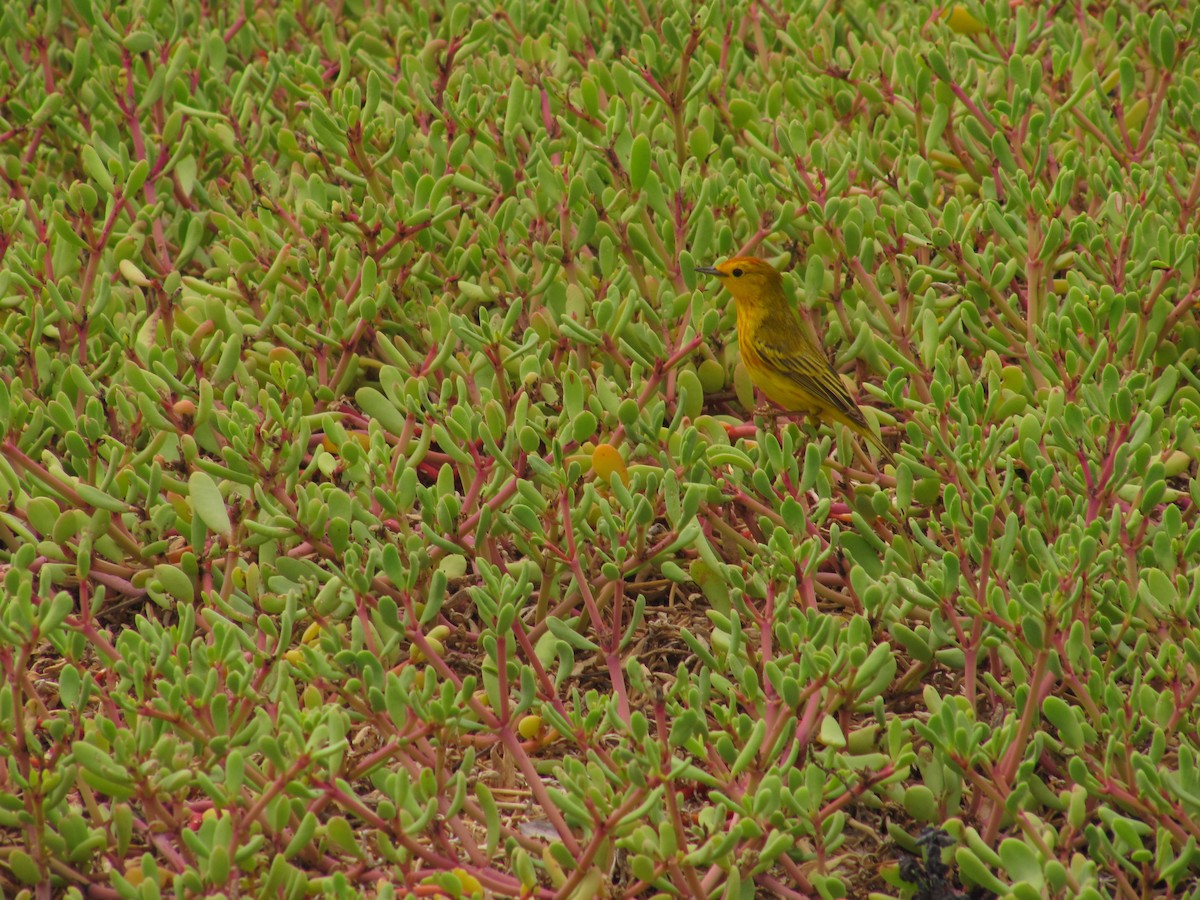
[696,257,895,465]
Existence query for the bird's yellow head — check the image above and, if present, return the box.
[695,257,783,308]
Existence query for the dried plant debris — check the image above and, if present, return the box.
[898,828,974,900]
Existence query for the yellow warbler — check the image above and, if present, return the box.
[696,257,895,465]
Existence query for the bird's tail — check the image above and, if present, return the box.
[861,426,896,467]
[839,415,895,467]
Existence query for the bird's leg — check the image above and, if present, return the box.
[753,404,810,425]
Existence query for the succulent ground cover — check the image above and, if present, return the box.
[1,0,1199,896]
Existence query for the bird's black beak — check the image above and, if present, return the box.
[694,265,725,277]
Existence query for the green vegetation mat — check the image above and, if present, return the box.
[1,0,1199,896]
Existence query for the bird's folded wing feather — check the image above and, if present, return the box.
[755,332,867,426]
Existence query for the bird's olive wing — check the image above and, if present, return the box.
[754,335,867,426]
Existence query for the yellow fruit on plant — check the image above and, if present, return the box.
[944,5,986,34]
[591,442,630,485]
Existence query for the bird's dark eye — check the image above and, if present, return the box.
[732,268,743,277]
